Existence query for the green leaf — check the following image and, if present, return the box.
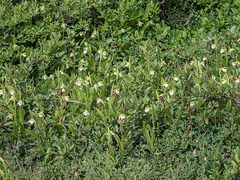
[192,74,200,85]
[40,104,44,112]
[26,129,39,140]
[0,169,5,177]
[109,96,114,110]
[227,100,232,111]
[44,154,50,165]
[140,22,151,35]
[96,108,107,122]
[69,144,74,151]
[20,108,25,122]
[107,127,112,147]
[230,25,237,34]
[3,133,17,140]
[0,157,5,166]
[113,133,123,150]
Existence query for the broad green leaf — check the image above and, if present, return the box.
[227,100,232,111]
[96,108,107,122]
[0,169,5,177]
[0,157,5,166]
[192,74,200,85]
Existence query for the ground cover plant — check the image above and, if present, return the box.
[0,0,240,179]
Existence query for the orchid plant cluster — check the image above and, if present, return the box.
[1,36,240,144]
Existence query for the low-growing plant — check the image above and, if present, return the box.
[0,0,240,179]
[0,157,9,179]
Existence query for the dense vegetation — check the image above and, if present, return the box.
[0,0,240,179]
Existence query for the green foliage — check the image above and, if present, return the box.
[0,0,240,179]
[0,157,9,179]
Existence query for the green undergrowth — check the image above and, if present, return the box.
[1,0,240,179]
[3,122,240,179]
